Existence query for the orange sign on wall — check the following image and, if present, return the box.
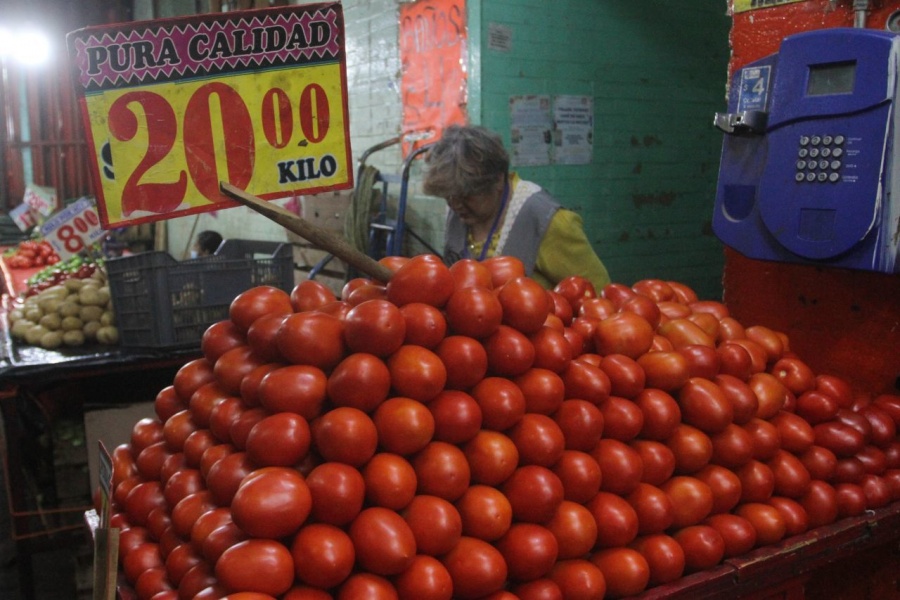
[399,0,468,155]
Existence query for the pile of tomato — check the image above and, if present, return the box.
[4,239,60,269]
[107,254,900,600]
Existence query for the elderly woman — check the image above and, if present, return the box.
[423,124,610,290]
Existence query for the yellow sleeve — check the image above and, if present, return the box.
[532,209,611,291]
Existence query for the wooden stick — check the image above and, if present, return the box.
[219,182,394,283]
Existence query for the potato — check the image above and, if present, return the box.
[38,285,67,300]
[40,331,63,350]
[61,316,84,331]
[10,319,31,340]
[96,325,119,345]
[24,307,43,322]
[24,325,48,346]
[64,278,85,292]
[79,305,104,323]
[83,321,102,342]
[8,308,24,324]
[79,286,103,306]
[62,330,85,347]
[38,297,62,314]
[59,302,81,318]
[39,313,62,331]
[100,310,116,326]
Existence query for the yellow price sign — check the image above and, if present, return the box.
[67,3,352,228]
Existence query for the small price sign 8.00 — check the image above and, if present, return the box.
[67,3,352,228]
[40,197,105,259]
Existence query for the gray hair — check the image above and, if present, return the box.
[423,125,510,200]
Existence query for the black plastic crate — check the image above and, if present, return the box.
[106,239,293,348]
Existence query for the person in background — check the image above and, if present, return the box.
[423,124,611,291]
[192,230,223,258]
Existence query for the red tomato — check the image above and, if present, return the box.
[428,390,483,444]
[679,378,734,433]
[312,407,378,467]
[593,312,654,359]
[637,351,691,391]
[686,312,720,340]
[290,279,336,312]
[135,567,173,599]
[187,382,229,429]
[441,536,508,599]
[484,324,536,377]
[246,412,311,467]
[672,525,725,572]
[276,312,346,370]
[201,521,248,564]
[515,368,566,415]
[363,453,417,510]
[660,476,714,529]
[163,467,203,507]
[436,335,489,390]
[677,344,720,380]
[766,496,809,536]
[858,405,898,448]
[666,424,713,475]
[257,365,327,419]
[736,459,776,503]
[729,338,769,375]
[799,445,838,481]
[136,441,173,482]
[860,473,892,508]
[229,408,268,451]
[767,449,812,498]
[658,318,715,350]
[327,352,391,412]
[716,341,754,381]
[229,286,293,332]
[124,481,167,527]
[336,573,399,600]
[590,547,649,598]
[508,414,565,468]
[445,286,503,339]
[372,396,435,456]
[814,375,854,408]
[548,290,575,325]
[349,506,417,575]
[734,502,786,547]
[800,480,839,528]
[483,255,526,288]
[626,482,674,535]
[598,354,645,399]
[471,377,527,431]
[579,298,616,322]
[512,578,564,600]
[629,534,685,586]
[305,462,365,526]
[703,513,757,558]
[814,421,866,458]
[743,417,782,462]
[770,411,815,454]
[290,523,355,589]
[495,522,559,582]
[592,439,643,496]
[403,494,463,556]
[586,491,639,548]
[502,465,565,524]
[449,258,494,289]
[710,423,754,469]
[413,441,471,502]
[551,450,603,504]
[630,440,676,486]
[546,500,598,560]
[131,417,164,455]
[693,464,743,515]
[498,276,552,335]
[599,395,644,442]
[743,325,785,363]
[386,254,454,308]
[770,357,816,396]
[634,389,681,441]
[341,299,406,357]
[154,386,185,424]
[620,294,662,329]
[554,276,598,313]
[393,554,453,600]
[561,360,611,405]
[835,482,868,517]
[552,399,604,452]
[454,485,512,542]
[173,358,216,403]
[399,302,447,348]
[122,541,163,585]
[549,559,606,600]
[796,390,840,424]
[387,345,448,403]
[215,539,294,596]
[231,467,310,539]
[246,313,289,363]
[164,543,202,587]
[531,327,575,374]
[207,397,245,445]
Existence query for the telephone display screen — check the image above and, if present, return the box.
[806,61,856,96]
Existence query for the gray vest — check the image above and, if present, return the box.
[443,187,560,276]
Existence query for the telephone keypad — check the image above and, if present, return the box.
[795,134,845,183]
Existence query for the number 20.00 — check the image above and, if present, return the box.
[107,81,330,216]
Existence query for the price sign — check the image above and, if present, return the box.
[66,3,353,228]
[9,203,36,232]
[40,197,104,259]
[23,184,57,217]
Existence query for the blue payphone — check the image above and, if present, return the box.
[713,28,900,273]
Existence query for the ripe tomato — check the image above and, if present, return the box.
[436,335,489,389]
[586,491,639,548]
[393,554,453,600]
[208,397,245,445]
[135,567,173,599]
[290,279,337,312]
[515,368,566,415]
[231,467,311,539]
[327,352,392,412]
[600,395,644,442]
[770,357,816,396]
[444,286,503,339]
[511,578,563,600]
[483,255,526,288]
[703,513,757,558]
[471,377,527,431]
[388,345,448,402]
[800,480,839,528]
[484,324,536,377]
[341,299,406,357]
[835,482,868,517]
[202,319,247,364]
[860,473,892,508]
[136,441,172,481]
[744,325,785,363]
[626,482,674,535]
[637,351,691,391]
[767,449,812,498]
[349,506,417,576]
[312,407,378,467]
[766,496,809,536]
[630,440,676,486]
[814,421,866,458]
[592,439,643,496]
[154,386,185,424]
[546,500,598,560]
[593,312,654,359]
[549,559,606,600]
[187,382,229,429]
[552,399,604,452]
[386,254,455,307]
[672,525,725,573]
[509,414,566,468]
[428,390,483,444]
[276,312,346,370]
[770,411,815,454]
[710,423,754,469]
[291,523,355,589]
[246,313,289,362]
[693,464,742,515]
[215,539,294,596]
[629,534,685,586]
[658,318,715,350]
[442,536,508,600]
[743,417,781,461]
[455,484,513,541]
[413,441,471,502]
[598,354,645,399]
[362,453,417,510]
[449,257,494,289]
[633,389,681,441]
[163,468,203,507]
[735,503,786,547]
[679,378,734,434]
[464,430,520,486]
[858,405,897,448]
[336,573,399,600]
[305,462,365,526]
[551,450,602,504]
[370,396,434,456]
[402,494,463,557]
[561,360,611,405]
[620,294,662,329]
[122,541,163,585]
[229,286,293,332]
[171,491,216,538]
[590,547,650,598]
[173,358,216,403]
[660,476,714,529]
[530,327,575,374]
[503,465,565,524]
[554,276,598,312]
[736,459,776,503]
[498,276,552,335]
[666,423,713,475]
[257,365,327,419]
[677,344,720,380]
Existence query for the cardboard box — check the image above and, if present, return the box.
[84,402,156,494]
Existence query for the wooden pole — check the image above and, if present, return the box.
[219,182,394,283]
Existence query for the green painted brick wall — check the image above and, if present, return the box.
[469,0,731,300]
